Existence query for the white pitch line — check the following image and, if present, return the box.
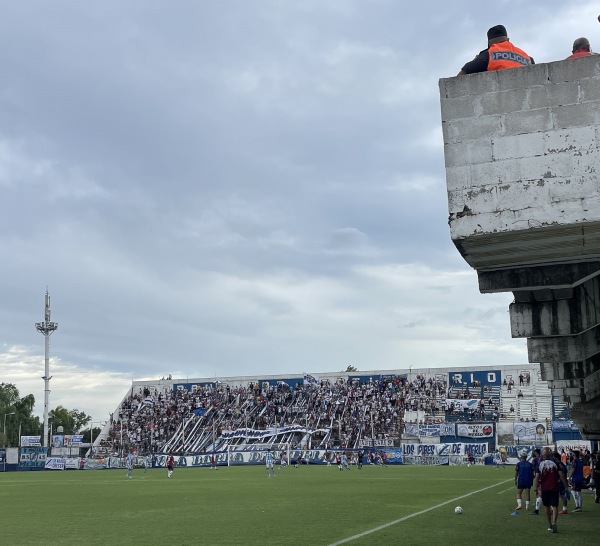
[328,479,513,546]
[497,486,514,495]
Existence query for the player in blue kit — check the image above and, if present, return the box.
[265,449,275,478]
[569,450,584,511]
[515,451,534,510]
[530,448,542,515]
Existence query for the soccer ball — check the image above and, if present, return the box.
[454,506,463,514]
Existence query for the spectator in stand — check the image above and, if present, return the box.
[566,37,598,59]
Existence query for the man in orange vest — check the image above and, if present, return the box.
[458,25,533,75]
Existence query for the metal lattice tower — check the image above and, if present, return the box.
[35,290,58,448]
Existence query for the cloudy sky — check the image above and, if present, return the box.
[1,1,598,422]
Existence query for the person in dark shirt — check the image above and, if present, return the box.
[537,448,567,534]
[459,25,534,75]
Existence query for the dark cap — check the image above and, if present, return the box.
[487,25,507,40]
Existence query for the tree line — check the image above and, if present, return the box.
[1,382,96,447]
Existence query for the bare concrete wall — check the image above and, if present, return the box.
[440,56,600,271]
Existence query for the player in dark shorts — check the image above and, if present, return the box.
[357,450,364,469]
[530,448,542,515]
[466,450,474,466]
[553,452,570,514]
[569,450,585,512]
[537,448,567,533]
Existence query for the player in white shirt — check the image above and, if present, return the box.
[265,450,275,478]
[126,449,135,479]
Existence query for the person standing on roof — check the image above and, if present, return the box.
[458,25,534,75]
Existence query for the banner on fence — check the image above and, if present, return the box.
[462,443,489,457]
[456,423,494,438]
[439,423,456,436]
[555,440,592,453]
[19,447,48,469]
[0,448,5,471]
[45,457,65,470]
[403,423,419,437]
[65,458,80,470]
[513,422,547,443]
[418,424,441,437]
[357,438,395,448]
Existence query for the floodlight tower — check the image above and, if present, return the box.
[35,290,58,447]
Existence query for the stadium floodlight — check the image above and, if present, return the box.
[3,412,16,446]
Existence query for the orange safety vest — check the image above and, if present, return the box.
[488,41,532,71]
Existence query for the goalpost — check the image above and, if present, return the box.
[226,442,291,467]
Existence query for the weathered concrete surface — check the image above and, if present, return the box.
[440,55,600,440]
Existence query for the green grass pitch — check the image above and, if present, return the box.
[1,465,597,545]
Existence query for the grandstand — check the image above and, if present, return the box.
[89,364,578,460]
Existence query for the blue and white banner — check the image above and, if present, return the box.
[20,436,41,447]
[220,425,329,440]
[555,440,592,453]
[418,424,441,437]
[462,443,489,457]
[65,458,80,470]
[446,399,480,411]
[551,420,579,432]
[513,422,547,443]
[45,457,65,470]
[0,448,5,471]
[405,423,455,437]
[303,373,319,386]
[357,438,395,447]
[19,447,48,469]
[403,423,419,437]
[52,434,84,447]
[440,423,456,436]
[448,369,501,387]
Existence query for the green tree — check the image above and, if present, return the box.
[1,383,41,447]
[344,365,358,372]
[81,426,102,444]
[48,405,91,434]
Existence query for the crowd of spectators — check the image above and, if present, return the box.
[100,373,451,456]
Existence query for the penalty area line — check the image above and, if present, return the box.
[328,478,513,546]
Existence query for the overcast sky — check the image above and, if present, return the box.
[1,1,598,422]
